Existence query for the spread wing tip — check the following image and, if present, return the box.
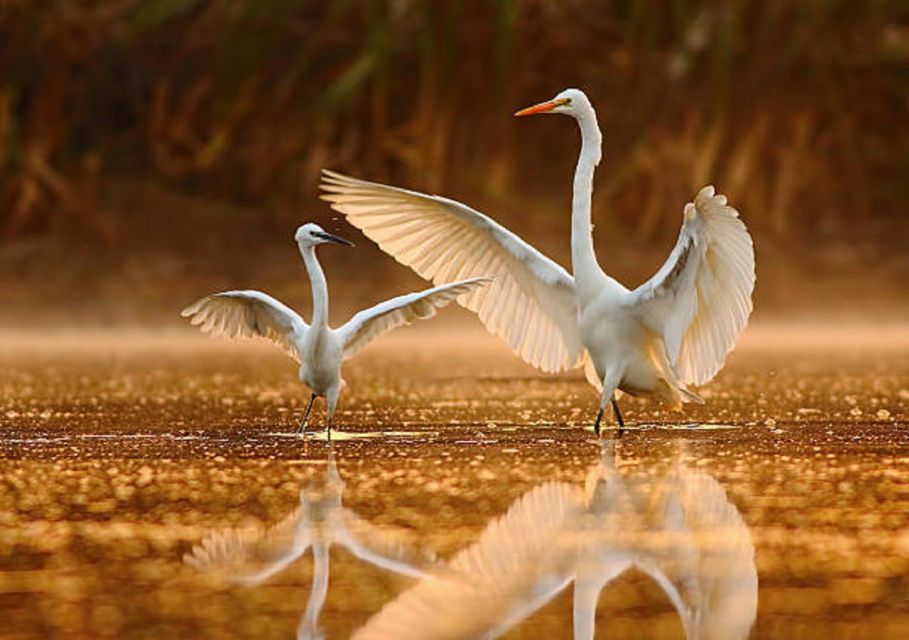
[180,294,212,318]
[321,169,363,188]
[698,185,716,199]
[694,186,741,219]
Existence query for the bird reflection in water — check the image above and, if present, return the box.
[354,442,757,640]
[184,448,436,639]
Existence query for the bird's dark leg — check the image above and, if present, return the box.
[299,394,316,434]
[611,396,625,436]
[327,416,332,441]
[593,407,604,438]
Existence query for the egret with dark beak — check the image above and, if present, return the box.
[182,222,488,434]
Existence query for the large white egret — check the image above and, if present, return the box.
[320,88,755,435]
[181,222,487,433]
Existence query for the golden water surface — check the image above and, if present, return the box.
[0,325,906,639]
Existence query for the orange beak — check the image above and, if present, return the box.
[514,98,567,117]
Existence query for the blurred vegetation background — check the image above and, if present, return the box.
[1,0,907,324]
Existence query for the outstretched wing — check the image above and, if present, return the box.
[337,278,488,360]
[181,290,308,362]
[627,187,755,385]
[321,170,583,373]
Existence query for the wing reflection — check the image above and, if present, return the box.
[352,480,585,639]
[355,443,757,640]
[572,443,758,640]
[184,447,435,640]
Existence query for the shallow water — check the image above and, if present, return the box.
[0,326,906,639]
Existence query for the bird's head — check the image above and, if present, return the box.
[514,88,592,119]
[294,223,354,249]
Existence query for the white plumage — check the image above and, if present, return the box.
[337,283,484,361]
[321,88,755,434]
[321,170,583,374]
[182,290,308,362]
[181,222,488,432]
[629,186,755,386]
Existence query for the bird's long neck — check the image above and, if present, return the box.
[301,246,330,329]
[570,108,605,297]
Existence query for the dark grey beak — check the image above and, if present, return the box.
[315,231,354,247]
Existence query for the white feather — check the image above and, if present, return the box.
[321,170,584,374]
[337,278,489,360]
[629,186,756,385]
[180,290,308,362]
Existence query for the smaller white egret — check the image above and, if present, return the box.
[181,222,488,434]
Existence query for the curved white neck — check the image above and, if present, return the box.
[301,246,329,328]
[570,107,604,295]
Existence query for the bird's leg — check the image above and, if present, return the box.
[611,396,625,436]
[594,368,623,439]
[299,394,317,434]
[325,385,339,441]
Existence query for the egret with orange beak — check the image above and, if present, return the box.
[321,89,755,435]
[513,97,571,117]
